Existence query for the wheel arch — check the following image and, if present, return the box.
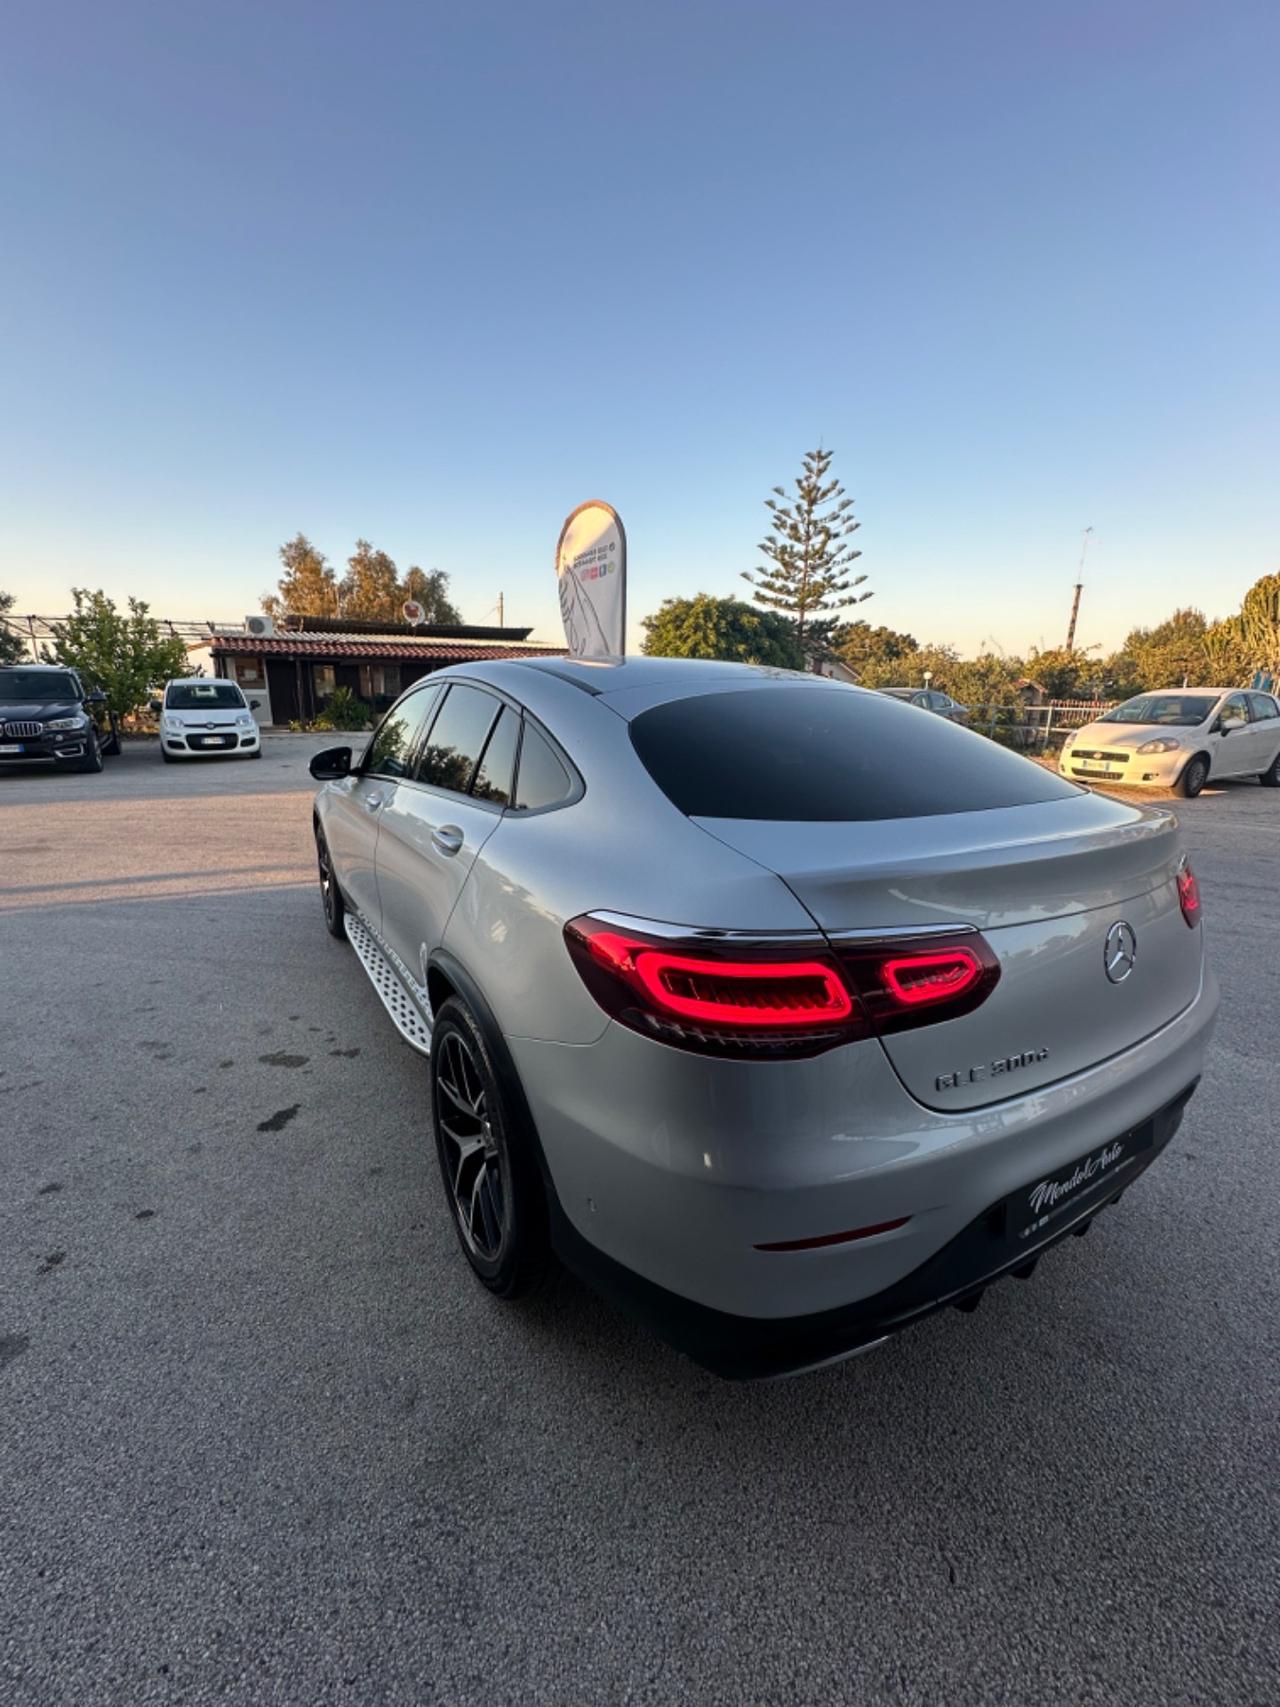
[427,948,557,1195]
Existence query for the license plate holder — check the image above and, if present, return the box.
[1075,763,1120,776]
[1007,1123,1155,1244]
[0,743,24,754]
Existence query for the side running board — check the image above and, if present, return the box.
[344,912,433,1057]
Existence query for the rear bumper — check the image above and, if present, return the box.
[511,962,1217,1319]
[549,1081,1198,1378]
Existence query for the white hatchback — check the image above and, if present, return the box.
[153,677,262,761]
[1060,688,1280,797]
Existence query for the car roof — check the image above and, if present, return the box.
[165,675,234,686]
[0,661,74,671]
[1117,687,1235,698]
[500,654,783,695]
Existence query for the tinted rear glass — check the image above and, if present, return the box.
[471,706,519,805]
[630,685,1080,821]
[417,684,500,795]
[513,724,574,811]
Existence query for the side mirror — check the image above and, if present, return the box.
[249,699,261,711]
[149,699,163,714]
[87,689,107,705]
[310,745,352,780]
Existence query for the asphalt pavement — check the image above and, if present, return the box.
[2,738,1277,1706]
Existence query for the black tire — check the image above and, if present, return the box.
[249,748,262,759]
[76,732,103,774]
[1176,754,1208,798]
[430,995,549,1299]
[315,825,346,939]
[1259,750,1280,788]
[101,726,121,758]
[161,747,175,763]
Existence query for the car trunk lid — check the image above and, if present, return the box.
[694,794,1202,1109]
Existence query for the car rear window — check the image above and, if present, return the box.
[629,684,1081,821]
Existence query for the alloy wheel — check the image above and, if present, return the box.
[317,835,336,925]
[435,1029,507,1262]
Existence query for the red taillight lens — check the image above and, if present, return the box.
[1177,860,1201,928]
[880,947,983,1007]
[564,916,1002,1058]
[583,931,853,1027]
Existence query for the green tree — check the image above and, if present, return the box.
[339,540,402,621]
[946,652,1024,708]
[1024,646,1099,700]
[44,589,189,718]
[1103,608,1208,694]
[641,594,806,669]
[1200,617,1251,686]
[742,447,870,646]
[834,621,919,686]
[0,590,25,665]
[400,566,462,625]
[1236,571,1280,683]
[263,534,340,620]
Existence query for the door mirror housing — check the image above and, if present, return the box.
[149,699,163,714]
[310,745,353,780]
[86,689,107,705]
[249,699,261,711]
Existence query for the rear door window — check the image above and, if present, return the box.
[1248,693,1279,722]
[629,684,1081,821]
[470,706,520,805]
[416,684,501,796]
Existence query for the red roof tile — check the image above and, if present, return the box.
[206,634,565,662]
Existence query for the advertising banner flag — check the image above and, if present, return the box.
[556,501,626,657]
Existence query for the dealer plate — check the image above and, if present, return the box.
[1008,1124,1154,1243]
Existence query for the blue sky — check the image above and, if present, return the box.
[1,0,1275,657]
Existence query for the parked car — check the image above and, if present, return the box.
[1060,688,1280,797]
[878,686,969,721]
[151,677,262,761]
[0,663,118,773]
[309,658,1217,1379]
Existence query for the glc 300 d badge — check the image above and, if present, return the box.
[935,1047,1049,1093]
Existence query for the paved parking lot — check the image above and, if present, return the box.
[3,738,1277,1706]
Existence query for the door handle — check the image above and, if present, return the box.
[364,792,385,812]
[431,824,464,856]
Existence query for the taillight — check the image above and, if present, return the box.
[564,915,1000,1058]
[1177,859,1201,928]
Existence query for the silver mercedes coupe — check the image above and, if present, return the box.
[310,657,1218,1378]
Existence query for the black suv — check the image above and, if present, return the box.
[0,664,120,774]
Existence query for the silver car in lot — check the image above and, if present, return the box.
[310,658,1218,1378]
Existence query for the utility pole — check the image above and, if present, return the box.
[1065,527,1093,652]
[497,591,504,629]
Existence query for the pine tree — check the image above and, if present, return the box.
[262,534,339,620]
[742,447,870,646]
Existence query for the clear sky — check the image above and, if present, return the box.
[2,0,1275,658]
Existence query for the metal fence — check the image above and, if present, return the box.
[961,699,1114,751]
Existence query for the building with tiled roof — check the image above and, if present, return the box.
[187,615,566,726]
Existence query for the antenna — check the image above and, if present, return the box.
[1065,527,1093,651]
